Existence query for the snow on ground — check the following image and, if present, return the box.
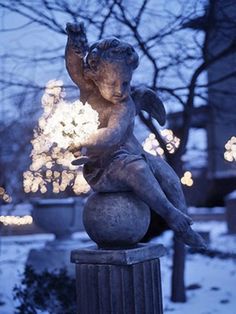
[153,220,236,314]
[0,220,236,314]
[162,251,236,314]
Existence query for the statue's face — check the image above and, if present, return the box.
[95,61,132,104]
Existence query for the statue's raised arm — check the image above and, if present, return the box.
[65,22,94,101]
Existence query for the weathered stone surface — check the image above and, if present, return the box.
[71,243,166,265]
[71,243,165,314]
[83,192,150,249]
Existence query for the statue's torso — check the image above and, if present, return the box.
[83,90,144,161]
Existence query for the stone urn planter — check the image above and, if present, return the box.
[32,197,84,243]
[27,197,86,274]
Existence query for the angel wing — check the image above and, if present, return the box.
[131,87,166,126]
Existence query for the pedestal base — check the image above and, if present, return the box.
[71,243,166,314]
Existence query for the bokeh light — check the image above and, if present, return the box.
[23,80,99,195]
[0,215,33,226]
[0,187,12,203]
[142,129,180,157]
[224,136,236,162]
[181,171,193,187]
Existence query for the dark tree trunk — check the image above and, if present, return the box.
[138,113,187,302]
[171,237,186,302]
[168,153,187,303]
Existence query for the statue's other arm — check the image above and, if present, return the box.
[80,100,135,151]
[65,22,94,95]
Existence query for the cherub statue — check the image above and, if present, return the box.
[65,22,206,249]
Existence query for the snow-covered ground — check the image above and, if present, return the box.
[0,220,236,314]
[157,221,236,314]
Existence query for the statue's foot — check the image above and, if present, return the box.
[176,226,207,249]
[168,210,193,233]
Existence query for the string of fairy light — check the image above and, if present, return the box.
[23,80,99,195]
[0,215,33,226]
[0,187,12,203]
[224,136,236,162]
[0,186,33,226]
[142,129,180,156]
[180,171,193,187]
[142,131,193,186]
[0,187,32,225]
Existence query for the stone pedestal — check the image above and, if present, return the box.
[71,243,166,314]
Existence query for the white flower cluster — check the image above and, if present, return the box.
[23,80,99,195]
[142,129,180,157]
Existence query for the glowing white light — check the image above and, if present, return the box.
[142,129,180,157]
[224,136,236,162]
[181,171,193,187]
[23,80,100,195]
[0,187,12,203]
[0,215,33,226]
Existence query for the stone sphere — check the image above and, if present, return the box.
[83,192,150,248]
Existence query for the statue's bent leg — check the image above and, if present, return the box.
[144,153,187,213]
[118,159,206,249]
[117,159,191,233]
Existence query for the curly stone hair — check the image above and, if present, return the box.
[85,37,139,73]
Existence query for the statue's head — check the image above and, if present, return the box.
[85,38,139,104]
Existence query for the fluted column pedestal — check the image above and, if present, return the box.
[71,243,166,314]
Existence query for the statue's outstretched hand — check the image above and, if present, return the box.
[66,22,88,56]
[71,155,90,166]
[68,144,90,166]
